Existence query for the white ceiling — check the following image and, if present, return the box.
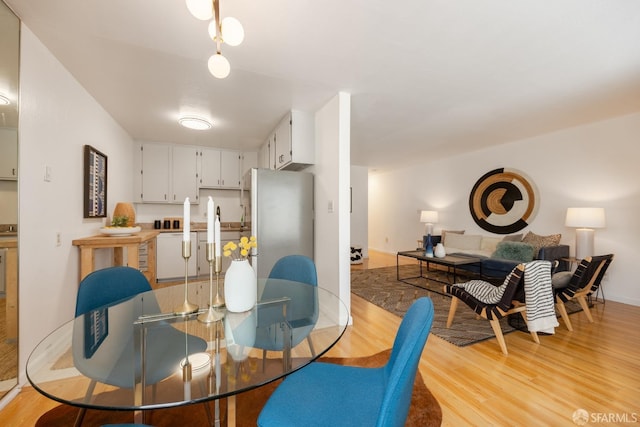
[6,0,640,170]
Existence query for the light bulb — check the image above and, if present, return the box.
[208,54,231,79]
[186,0,213,20]
[221,17,244,46]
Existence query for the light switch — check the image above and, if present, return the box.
[44,165,52,182]
[328,200,334,213]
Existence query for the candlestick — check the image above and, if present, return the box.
[183,197,190,242]
[198,243,224,323]
[174,240,198,315]
[207,197,214,243]
[214,215,221,257]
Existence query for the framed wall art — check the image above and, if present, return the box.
[83,145,108,218]
[468,167,538,234]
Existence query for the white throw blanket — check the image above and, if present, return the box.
[524,260,559,334]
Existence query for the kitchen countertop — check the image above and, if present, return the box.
[139,222,250,233]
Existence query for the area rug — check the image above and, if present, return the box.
[36,350,442,427]
[351,265,582,347]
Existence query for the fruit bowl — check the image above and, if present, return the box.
[99,226,141,236]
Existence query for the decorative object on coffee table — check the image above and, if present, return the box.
[420,210,438,257]
[434,243,446,258]
[469,168,538,234]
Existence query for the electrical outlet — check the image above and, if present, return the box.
[56,232,61,247]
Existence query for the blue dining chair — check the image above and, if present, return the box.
[257,297,435,427]
[73,266,207,425]
[254,255,319,359]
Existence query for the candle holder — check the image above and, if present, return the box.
[198,243,225,323]
[175,241,199,315]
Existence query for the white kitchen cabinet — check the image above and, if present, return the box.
[140,143,198,203]
[157,232,197,280]
[258,137,274,169]
[140,143,171,202]
[272,110,315,171]
[0,129,18,180]
[220,150,241,188]
[200,148,241,189]
[171,145,199,203]
[199,148,222,187]
[241,151,258,177]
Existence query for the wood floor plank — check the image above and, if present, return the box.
[1,249,638,426]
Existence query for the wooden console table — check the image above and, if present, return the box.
[72,230,158,284]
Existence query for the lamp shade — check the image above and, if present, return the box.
[420,210,438,224]
[208,53,231,79]
[186,0,213,20]
[565,207,606,228]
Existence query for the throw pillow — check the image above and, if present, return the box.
[522,231,561,256]
[443,233,482,250]
[442,230,465,246]
[552,271,572,289]
[491,241,536,263]
[455,279,507,304]
[502,233,523,242]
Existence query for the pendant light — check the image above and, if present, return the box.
[186,0,244,79]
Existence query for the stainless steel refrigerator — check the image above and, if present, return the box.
[242,168,314,278]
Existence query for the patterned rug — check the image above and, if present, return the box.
[351,265,581,347]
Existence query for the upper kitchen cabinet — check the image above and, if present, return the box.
[0,129,18,180]
[200,148,242,189]
[258,135,275,169]
[241,151,258,177]
[273,110,315,171]
[171,145,199,202]
[139,143,198,203]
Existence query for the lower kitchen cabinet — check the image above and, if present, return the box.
[156,232,197,281]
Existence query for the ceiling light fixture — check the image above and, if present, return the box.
[179,116,212,130]
[186,0,244,79]
[0,94,9,105]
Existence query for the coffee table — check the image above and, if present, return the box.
[396,250,481,287]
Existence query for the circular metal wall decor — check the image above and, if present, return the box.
[468,168,539,234]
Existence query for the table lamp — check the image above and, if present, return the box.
[565,207,606,259]
[420,210,438,257]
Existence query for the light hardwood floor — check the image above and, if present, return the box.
[2,250,639,426]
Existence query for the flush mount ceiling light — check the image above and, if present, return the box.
[186,0,244,79]
[179,116,212,130]
[0,94,9,105]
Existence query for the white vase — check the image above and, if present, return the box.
[434,243,446,258]
[224,259,257,312]
[224,310,256,361]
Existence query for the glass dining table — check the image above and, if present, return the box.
[26,278,349,426]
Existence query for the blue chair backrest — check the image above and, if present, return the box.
[267,255,317,287]
[260,255,319,337]
[379,297,434,427]
[75,266,153,317]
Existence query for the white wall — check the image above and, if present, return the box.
[17,25,135,380]
[311,92,351,321]
[350,165,368,259]
[369,112,640,306]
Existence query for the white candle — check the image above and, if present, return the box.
[183,197,190,241]
[207,197,214,244]
[215,215,221,256]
